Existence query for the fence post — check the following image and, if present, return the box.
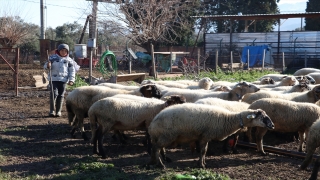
[170,46,173,73]
[151,43,157,79]
[282,52,285,72]
[215,50,218,74]
[247,49,250,70]
[262,49,266,70]
[197,48,200,74]
[230,51,233,72]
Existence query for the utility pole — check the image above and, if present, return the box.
[88,0,98,84]
[40,0,45,39]
[88,0,98,57]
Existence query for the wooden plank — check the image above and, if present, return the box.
[115,73,146,83]
[153,52,190,54]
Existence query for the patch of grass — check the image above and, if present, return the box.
[67,74,89,91]
[154,68,281,83]
[156,168,230,180]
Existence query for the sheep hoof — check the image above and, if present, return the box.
[260,152,268,156]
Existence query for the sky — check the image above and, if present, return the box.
[0,0,310,31]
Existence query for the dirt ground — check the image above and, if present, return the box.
[0,67,318,179]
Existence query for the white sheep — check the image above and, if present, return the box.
[89,95,186,159]
[147,103,274,168]
[161,82,260,102]
[242,84,320,104]
[300,119,320,170]
[256,75,298,89]
[293,68,320,76]
[252,77,276,85]
[96,82,140,91]
[141,77,213,90]
[66,84,161,140]
[269,83,311,92]
[247,98,320,155]
[259,74,288,82]
[194,97,250,153]
[211,85,232,92]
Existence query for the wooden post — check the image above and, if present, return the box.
[15,48,19,96]
[282,52,285,72]
[197,48,200,74]
[215,50,218,74]
[151,43,157,79]
[230,51,233,72]
[262,49,266,70]
[170,47,173,73]
[247,49,250,70]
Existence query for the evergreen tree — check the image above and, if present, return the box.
[305,0,320,31]
[206,0,280,33]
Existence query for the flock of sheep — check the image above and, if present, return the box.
[65,67,320,179]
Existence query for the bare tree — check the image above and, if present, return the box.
[0,16,37,48]
[99,0,198,52]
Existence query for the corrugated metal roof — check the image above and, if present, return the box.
[192,12,320,20]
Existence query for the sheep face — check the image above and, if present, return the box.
[140,84,162,99]
[296,75,316,85]
[284,76,298,86]
[260,77,275,84]
[163,95,186,106]
[246,109,274,130]
[233,82,260,100]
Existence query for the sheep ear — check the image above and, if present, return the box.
[247,114,256,119]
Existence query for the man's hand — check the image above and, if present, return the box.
[68,81,74,86]
[47,61,51,69]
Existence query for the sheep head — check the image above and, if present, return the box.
[282,76,298,86]
[295,75,316,85]
[242,109,274,130]
[163,95,186,107]
[260,77,275,84]
[232,82,260,101]
[139,84,162,99]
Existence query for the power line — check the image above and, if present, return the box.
[23,0,86,10]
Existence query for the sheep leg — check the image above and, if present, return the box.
[232,134,240,154]
[96,126,107,159]
[76,115,89,141]
[160,148,172,163]
[147,145,165,169]
[146,131,151,154]
[112,130,127,144]
[300,146,317,170]
[245,127,253,142]
[309,157,320,180]
[298,131,305,152]
[70,117,79,138]
[92,125,99,155]
[198,141,208,169]
[255,127,268,155]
